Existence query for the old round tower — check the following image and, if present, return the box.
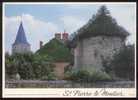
[72,6,130,70]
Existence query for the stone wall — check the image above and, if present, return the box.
[74,36,125,69]
[5,80,134,88]
[12,43,30,54]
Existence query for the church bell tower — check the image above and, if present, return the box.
[12,22,31,54]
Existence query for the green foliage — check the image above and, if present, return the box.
[11,53,35,79]
[101,57,114,78]
[5,59,18,79]
[5,53,18,79]
[5,53,56,80]
[41,72,57,80]
[64,67,112,82]
[109,44,135,80]
[36,38,73,62]
[64,64,73,73]
[32,54,55,79]
[102,44,135,81]
[75,5,129,40]
[5,38,73,80]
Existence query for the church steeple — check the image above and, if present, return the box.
[12,21,30,54]
[13,22,29,45]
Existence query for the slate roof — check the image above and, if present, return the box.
[13,22,30,45]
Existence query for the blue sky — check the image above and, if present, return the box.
[4,3,136,53]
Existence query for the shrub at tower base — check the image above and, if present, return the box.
[64,67,112,82]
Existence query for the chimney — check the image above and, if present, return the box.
[55,33,61,40]
[40,41,43,48]
[62,32,68,42]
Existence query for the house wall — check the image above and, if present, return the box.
[53,62,69,79]
[74,36,125,70]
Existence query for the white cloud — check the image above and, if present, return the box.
[60,16,86,33]
[5,14,59,53]
[5,4,136,54]
[62,5,136,44]
[107,5,136,44]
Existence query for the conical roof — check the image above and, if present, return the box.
[13,22,30,45]
[75,6,130,40]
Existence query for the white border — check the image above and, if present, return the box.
[3,2,137,5]
[2,2,137,98]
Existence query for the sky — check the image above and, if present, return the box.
[4,3,136,53]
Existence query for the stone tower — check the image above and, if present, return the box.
[71,6,129,70]
[12,22,30,54]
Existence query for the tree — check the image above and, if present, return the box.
[5,53,56,80]
[109,44,135,80]
[33,54,55,80]
[10,53,35,80]
[5,53,18,79]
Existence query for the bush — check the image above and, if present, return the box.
[64,67,112,82]
[41,73,57,80]
[101,44,135,81]
[5,53,56,80]
[109,44,135,80]
[88,68,111,82]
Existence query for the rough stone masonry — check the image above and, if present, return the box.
[74,36,125,70]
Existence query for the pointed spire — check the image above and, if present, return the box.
[13,21,29,45]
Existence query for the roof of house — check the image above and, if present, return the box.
[36,38,73,62]
[13,22,30,45]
